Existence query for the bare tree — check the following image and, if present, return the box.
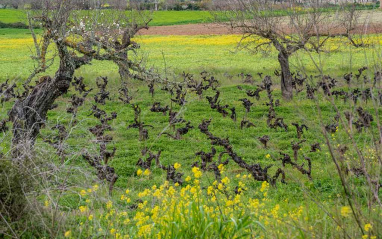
[0,0,22,8]
[8,0,152,159]
[215,0,361,100]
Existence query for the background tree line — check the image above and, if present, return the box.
[2,0,377,10]
[0,0,214,10]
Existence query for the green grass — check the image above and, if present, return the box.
[0,9,25,24]
[0,72,377,201]
[1,69,380,237]
[150,11,213,26]
[0,51,379,201]
[1,6,380,27]
[0,9,213,26]
[0,20,381,238]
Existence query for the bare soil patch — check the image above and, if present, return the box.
[138,11,382,36]
[138,23,382,35]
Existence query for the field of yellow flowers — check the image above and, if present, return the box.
[54,163,379,239]
[1,29,382,80]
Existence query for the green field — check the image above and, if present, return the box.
[1,28,382,81]
[1,9,382,239]
[1,5,380,27]
[1,68,380,237]
[0,9,213,26]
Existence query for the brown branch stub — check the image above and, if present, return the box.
[198,119,285,185]
[83,97,118,195]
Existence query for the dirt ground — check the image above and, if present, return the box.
[138,11,382,36]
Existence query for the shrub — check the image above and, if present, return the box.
[0,21,31,29]
[0,160,29,222]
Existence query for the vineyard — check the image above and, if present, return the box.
[0,2,382,239]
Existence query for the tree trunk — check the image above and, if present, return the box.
[114,48,130,81]
[277,51,293,100]
[116,60,130,81]
[8,41,76,160]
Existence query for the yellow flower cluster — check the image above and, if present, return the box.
[341,206,351,217]
[0,38,34,49]
[191,166,202,178]
[135,35,258,46]
[63,165,322,239]
[132,34,382,51]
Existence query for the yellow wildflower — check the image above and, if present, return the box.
[137,169,143,176]
[207,186,214,195]
[92,184,99,191]
[143,169,151,176]
[106,200,113,209]
[364,223,372,232]
[190,186,197,195]
[185,176,191,182]
[221,177,230,185]
[174,163,181,170]
[138,189,150,198]
[340,206,351,217]
[80,190,87,196]
[79,206,88,213]
[88,214,93,221]
[218,164,224,173]
[192,167,202,178]
[260,181,269,192]
[64,230,71,238]
[265,154,271,159]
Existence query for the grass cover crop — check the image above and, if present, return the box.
[1,29,382,79]
[1,68,381,238]
[0,10,213,26]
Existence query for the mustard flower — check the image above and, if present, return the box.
[340,206,351,217]
[79,205,88,213]
[192,167,202,178]
[143,169,151,176]
[364,223,372,232]
[64,230,71,238]
[174,163,181,170]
